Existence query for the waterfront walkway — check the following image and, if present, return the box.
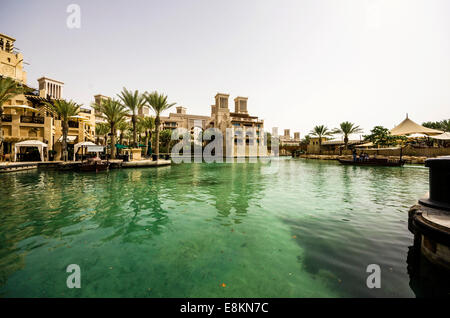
[0,159,171,173]
[299,154,428,164]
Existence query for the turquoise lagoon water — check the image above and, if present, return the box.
[0,158,438,297]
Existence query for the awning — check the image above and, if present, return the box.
[354,142,374,148]
[14,140,48,162]
[115,144,129,149]
[57,135,77,143]
[390,116,443,136]
[323,139,363,146]
[406,133,428,138]
[73,141,97,160]
[430,132,450,140]
[3,104,40,112]
[70,115,89,121]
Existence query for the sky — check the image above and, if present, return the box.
[1,0,449,139]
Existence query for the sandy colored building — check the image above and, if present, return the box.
[207,93,265,156]
[0,33,27,84]
[160,106,210,131]
[93,94,110,124]
[207,94,264,135]
[1,33,95,161]
[279,129,301,146]
[155,93,266,156]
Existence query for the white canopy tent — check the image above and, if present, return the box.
[390,116,443,136]
[14,140,48,162]
[429,132,450,140]
[73,141,96,160]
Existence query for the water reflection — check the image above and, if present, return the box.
[407,244,450,297]
[0,160,440,297]
[174,162,267,225]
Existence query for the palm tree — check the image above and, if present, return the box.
[95,122,110,145]
[309,125,333,154]
[0,77,26,154]
[138,116,155,157]
[300,134,311,146]
[144,91,176,159]
[117,120,130,146]
[332,121,363,149]
[440,119,450,132]
[117,88,146,148]
[94,99,128,159]
[43,99,81,161]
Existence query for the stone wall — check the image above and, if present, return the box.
[307,146,450,158]
[299,154,429,164]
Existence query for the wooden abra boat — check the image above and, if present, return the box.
[338,158,406,167]
[78,159,110,172]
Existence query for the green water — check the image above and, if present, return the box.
[0,159,435,297]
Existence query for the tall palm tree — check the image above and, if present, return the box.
[117,88,146,148]
[144,91,175,159]
[95,122,110,145]
[138,116,155,156]
[94,99,128,159]
[332,121,363,149]
[309,125,333,154]
[0,77,26,155]
[117,119,130,146]
[44,99,81,161]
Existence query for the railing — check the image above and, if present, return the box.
[20,115,45,124]
[1,114,12,122]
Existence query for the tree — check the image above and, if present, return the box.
[300,135,311,147]
[157,129,173,154]
[44,99,81,161]
[423,119,450,132]
[95,122,110,145]
[441,119,450,132]
[309,125,333,154]
[265,132,272,149]
[94,99,128,159]
[118,88,146,148]
[138,116,155,156]
[117,120,130,145]
[0,77,26,155]
[364,126,406,147]
[144,91,176,159]
[332,121,363,149]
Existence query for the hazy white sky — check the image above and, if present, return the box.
[2,0,449,138]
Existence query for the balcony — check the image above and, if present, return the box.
[80,108,92,114]
[68,121,79,128]
[1,114,12,122]
[20,115,45,124]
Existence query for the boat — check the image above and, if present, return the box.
[338,158,406,167]
[78,158,110,172]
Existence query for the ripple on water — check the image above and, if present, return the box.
[0,160,431,297]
